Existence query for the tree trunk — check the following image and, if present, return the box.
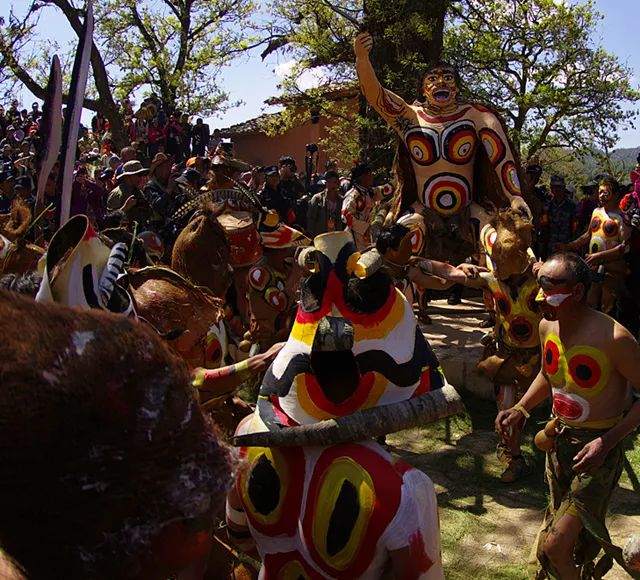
[48,0,127,150]
[358,0,451,171]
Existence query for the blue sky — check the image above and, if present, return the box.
[9,0,640,149]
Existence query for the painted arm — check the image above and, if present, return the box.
[556,229,590,253]
[354,32,413,135]
[192,343,284,400]
[471,106,531,219]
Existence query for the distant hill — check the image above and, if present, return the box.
[611,147,640,170]
[579,147,639,182]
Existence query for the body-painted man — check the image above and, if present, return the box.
[353,32,531,264]
[375,218,478,317]
[463,208,541,482]
[555,177,629,314]
[226,231,465,579]
[246,211,310,352]
[341,162,393,249]
[496,253,640,579]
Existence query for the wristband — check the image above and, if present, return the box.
[512,403,530,419]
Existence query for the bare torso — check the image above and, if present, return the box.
[540,312,628,425]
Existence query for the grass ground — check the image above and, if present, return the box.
[385,393,640,579]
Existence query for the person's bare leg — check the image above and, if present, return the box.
[542,513,583,580]
[496,384,521,455]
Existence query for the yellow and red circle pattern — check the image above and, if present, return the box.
[479,128,506,167]
[405,127,439,166]
[501,161,522,196]
[423,173,470,217]
[442,122,477,165]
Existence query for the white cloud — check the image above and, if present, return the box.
[274,59,297,78]
[274,59,330,90]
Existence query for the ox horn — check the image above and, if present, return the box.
[353,248,383,279]
[296,246,319,273]
[232,384,464,447]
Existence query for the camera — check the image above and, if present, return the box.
[305,143,318,154]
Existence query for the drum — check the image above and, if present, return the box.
[217,210,262,267]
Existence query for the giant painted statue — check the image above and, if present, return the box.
[225,231,464,579]
[353,32,531,263]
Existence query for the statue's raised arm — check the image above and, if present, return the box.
[354,32,415,134]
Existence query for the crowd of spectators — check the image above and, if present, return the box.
[1,97,639,334]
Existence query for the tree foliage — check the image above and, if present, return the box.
[0,0,258,148]
[445,0,640,161]
[260,0,450,169]
[96,0,257,115]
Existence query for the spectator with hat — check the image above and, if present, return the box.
[278,155,307,228]
[539,174,577,259]
[106,160,151,228]
[143,152,186,234]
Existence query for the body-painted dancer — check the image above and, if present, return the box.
[496,253,640,579]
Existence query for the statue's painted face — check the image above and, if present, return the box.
[422,67,459,110]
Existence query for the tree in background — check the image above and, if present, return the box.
[0,0,257,149]
[96,0,257,115]
[445,0,640,163]
[260,0,638,179]
[259,0,450,170]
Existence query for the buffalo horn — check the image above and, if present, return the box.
[232,384,464,447]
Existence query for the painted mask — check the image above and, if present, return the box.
[258,209,310,249]
[36,215,135,317]
[421,66,459,111]
[486,208,534,281]
[254,231,445,428]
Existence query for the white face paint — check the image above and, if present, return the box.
[552,388,590,423]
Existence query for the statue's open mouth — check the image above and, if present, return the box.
[433,89,451,102]
[310,316,360,404]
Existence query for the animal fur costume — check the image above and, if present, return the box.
[0,291,231,579]
[226,231,464,579]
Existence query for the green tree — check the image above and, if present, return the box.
[0,0,258,148]
[259,0,451,169]
[445,0,640,162]
[96,0,257,115]
[0,1,128,148]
